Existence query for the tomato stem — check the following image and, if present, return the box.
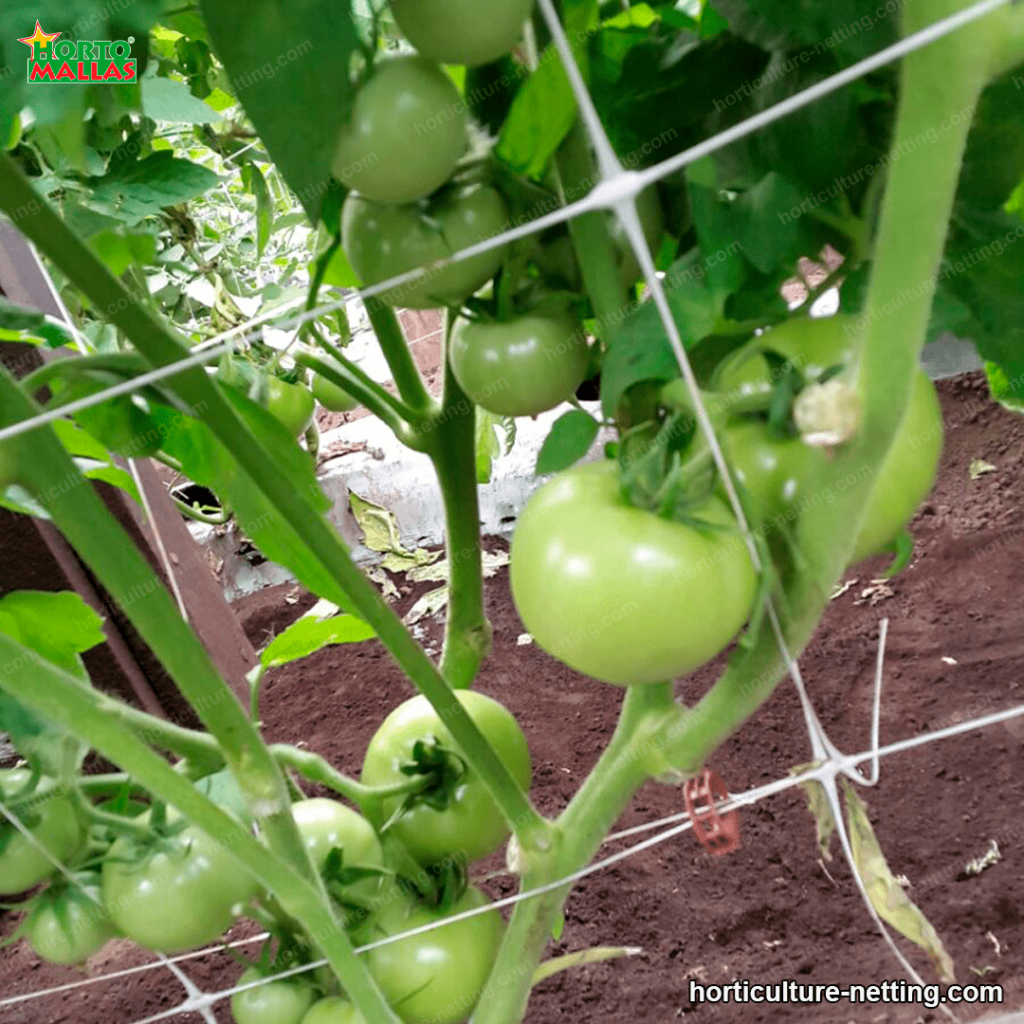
[363,299,435,413]
[427,310,493,689]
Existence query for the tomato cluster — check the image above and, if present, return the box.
[510,314,944,686]
[2,688,528,1024]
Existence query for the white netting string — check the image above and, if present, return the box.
[1,0,1020,1020]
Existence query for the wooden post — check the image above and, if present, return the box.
[0,220,256,721]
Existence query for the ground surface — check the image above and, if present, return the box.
[3,373,1023,1024]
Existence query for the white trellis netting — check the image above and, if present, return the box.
[1,0,1023,1020]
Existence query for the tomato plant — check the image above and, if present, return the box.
[366,886,505,1024]
[390,0,535,67]
[101,825,260,953]
[301,997,367,1024]
[311,371,360,414]
[231,966,317,1024]
[333,56,467,204]
[342,185,510,310]
[25,881,116,965]
[361,691,531,865]
[449,310,590,417]
[0,771,83,895]
[511,460,758,686]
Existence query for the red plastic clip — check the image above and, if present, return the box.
[683,769,741,857]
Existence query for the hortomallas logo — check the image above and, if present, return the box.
[18,20,137,83]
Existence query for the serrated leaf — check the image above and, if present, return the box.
[842,780,956,984]
[687,157,746,303]
[536,410,600,475]
[261,615,375,668]
[88,152,220,226]
[201,0,360,224]
[142,72,223,123]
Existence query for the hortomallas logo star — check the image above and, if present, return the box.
[19,21,137,84]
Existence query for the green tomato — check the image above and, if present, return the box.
[713,315,858,396]
[291,798,384,897]
[366,886,504,1024]
[301,997,367,1024]
[538,187,665,292]
[342,185,510,310]
[717,316,944,561]
[361,691,531,866]
[510,459,758,686]
[311,371,360,413]
[449,311,590,418]
[101,825,259,953]
[266,379,316,437]
[0,771,83,895]
[333,56,467,204]
[391,0,534,67]
[26,882,116,965]
[231,966,317,1024]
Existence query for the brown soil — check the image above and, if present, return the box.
[4,373,1023,1024]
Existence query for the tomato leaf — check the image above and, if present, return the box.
[601,271,718,418]
[496,0,598,178]
[536,410,600,476]
[87,152,221,226]
[200,0,360,224]
[241,164,273,257]
[261,615,376,668]
[730,172,806,275]
[0,591,105,675]
[687,157,746,304]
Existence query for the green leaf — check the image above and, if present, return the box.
[941,207,1024,406]
[959,69,1024,212]
[0,590,104,685]
[142,72,223,123]
[842,780,956,984]
[89,228,159,277]
[261,615,376,668]
[730,172,806,274]
[710,0,898,63]
[241,164,273,256]
[496,0,598,178]
[475,408,503,485]
[601,269,718,418]
[51,419,112,462]
[194,769,254,822]
[536,410,600,475]
[200,0,360,224]
[88,152,221,226]
[80,462,141,503]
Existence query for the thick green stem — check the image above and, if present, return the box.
[0,372,324,895]
[557,123,628,327]
[295,348,422,450]
[364,299,434,412]
[474,686,672,1024]
[0,636,402,1024]
[0,156,548,859]
[654,0,998,772]
[429,313,492,689]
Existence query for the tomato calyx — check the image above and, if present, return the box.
[390,737,468,818]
